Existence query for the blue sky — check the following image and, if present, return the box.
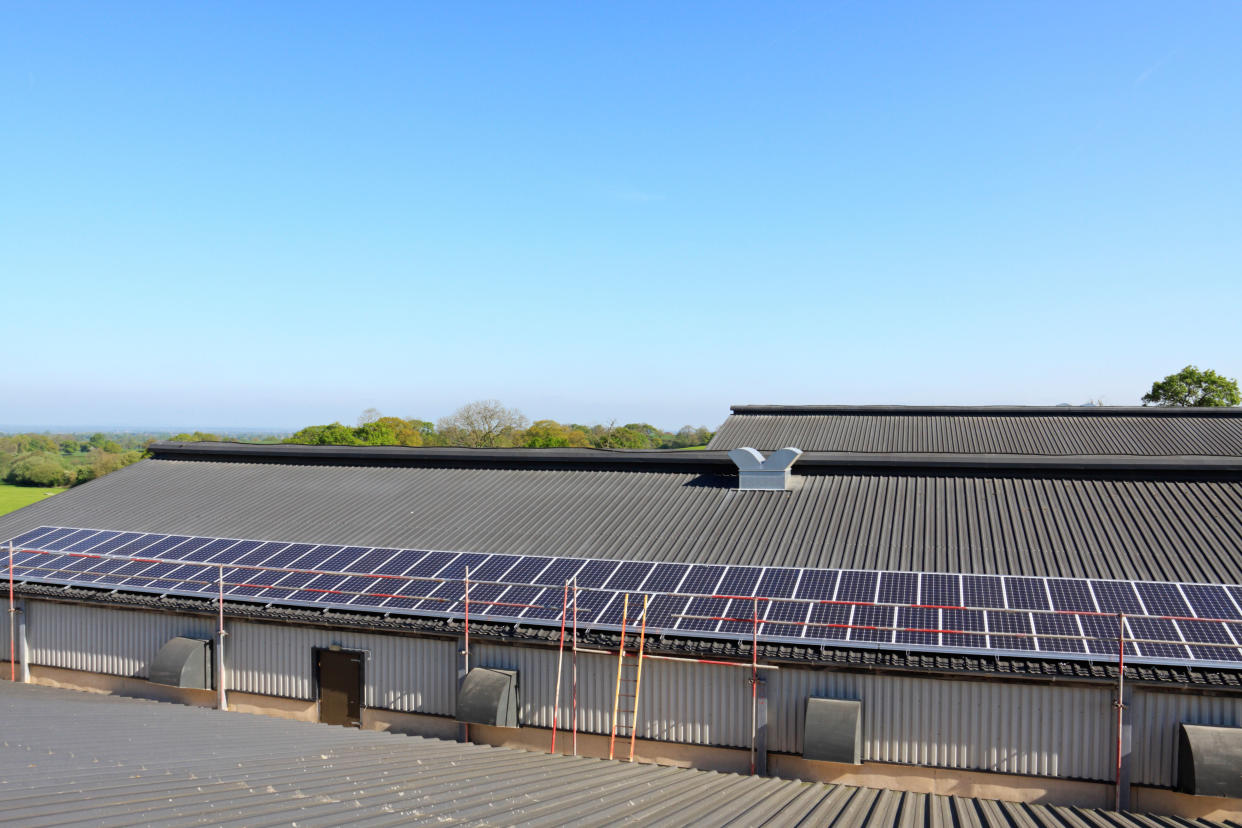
[3,2,1239,431]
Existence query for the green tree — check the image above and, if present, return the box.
[7,454,70,487]
[521,420,590,448]
[1142,365,1241,407]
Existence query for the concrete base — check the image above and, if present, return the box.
[4,663,1240,822]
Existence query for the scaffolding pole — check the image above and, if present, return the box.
[463,567,470,743]
[571,575,578,756]
[8,542,14,683]
[627,594,648,762]
[550,580,569,754]
[216,564,228,711]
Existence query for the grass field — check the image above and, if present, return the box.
[0,483,65,517]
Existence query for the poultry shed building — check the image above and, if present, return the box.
[2,404,1241,820]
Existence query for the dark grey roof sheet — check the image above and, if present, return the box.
[2,454,1241,582]
[0,681,1223,828]
[708,405,1242,456]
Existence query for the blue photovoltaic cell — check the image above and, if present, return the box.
[499,556,554,585]
[1090,581,1143,614]
[597,592,650,627]
[405,550,456,577]
[603,561,654,591]
[1004,577,1050,611]
[837,571,878,603]
[574,560,619,589]
[795,569,838,601]
[719,597,763,634]
[371,549,423,575]
[413,579,465,612]
[679,565,725,595]
[986,611,1033,650]
[754,568,798,599]
[850,604,893,643]
[1182,584,1242,621]
[896,606,939,646]
[179,538,240,562]
[1080,614,1137,657]
[806,603,852,644]
[1180,619,1242,663]
[5,527,58,546]
[64,530,121,552]
[42,529,99,551]
[446,582,504,614]
[641,563,689,593]
[877,572,917,605]
[1229,586,1242,614]
[962,575,1006,609]
[232,541,288,566]
[762,600,808,638]
[1128,617,1189,660]
[1033,613,1084,654]
[644,594,690,629]
[678,597,726,632]
[431,552,488,580]
[468,554,522,582]
[207,539,262,563]
[81,532,148,556]
[942,608,986,649]
[528,557,581,586]
[377,577,433,610]
[481,584,544,617]
[717,566,763,597]
[1046,579,1096,613]
[264,543,319,568]
[519,587,570,620]
[919,573,960,608]
[567,589,613,623]
[1135,582,1191,618]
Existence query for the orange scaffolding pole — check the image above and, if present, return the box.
[571,575,578,756]
[627,594,648,762]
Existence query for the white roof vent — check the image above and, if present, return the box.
[728,446,803,491]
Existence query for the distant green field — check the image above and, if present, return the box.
[0,484,65,517]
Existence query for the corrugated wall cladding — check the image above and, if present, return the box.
[708,412,1242,456]
[472,643,753,747]
[471,642,1117,780]
[225,621,456,715]
[1130,689,1242,788]
[3,459,1241,581]
[26,601,214,678]
[768,671,1114,781]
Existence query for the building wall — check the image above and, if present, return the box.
[470,642,1114,782]
[27,600,215,678]
[226,619,456,716]
[17,599,1238,789]
[1131,689,1242,788]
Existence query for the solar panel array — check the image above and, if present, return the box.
[7,525,1242,668]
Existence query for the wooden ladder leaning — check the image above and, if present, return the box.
[609,593,648,762]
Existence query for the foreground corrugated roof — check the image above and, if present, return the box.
[708,405,1242,456]
[2,453,1240,582]
[0,682,1225,828]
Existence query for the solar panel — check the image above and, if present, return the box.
[837,571,878,603]
[962,575,1005,609]
[1004,577,1050,611]
[877,572,917,605]
[8,525,1242,670]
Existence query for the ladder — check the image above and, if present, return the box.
[609,593,648,761]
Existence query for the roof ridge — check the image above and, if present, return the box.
[729,405,1242,417]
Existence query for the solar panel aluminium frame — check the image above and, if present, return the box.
[6,525,1242,670]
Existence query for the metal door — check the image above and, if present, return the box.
[316,648,363,727]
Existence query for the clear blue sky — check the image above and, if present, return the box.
[3,2,1239,431]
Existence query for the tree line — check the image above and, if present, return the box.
[0,432,152,488]
[284,400,716,450]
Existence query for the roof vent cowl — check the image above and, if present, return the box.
[728,447,803,491]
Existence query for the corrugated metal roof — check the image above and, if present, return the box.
[0,681,1224,827]
[2,457,1240,582]
[708,406,1242,456]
